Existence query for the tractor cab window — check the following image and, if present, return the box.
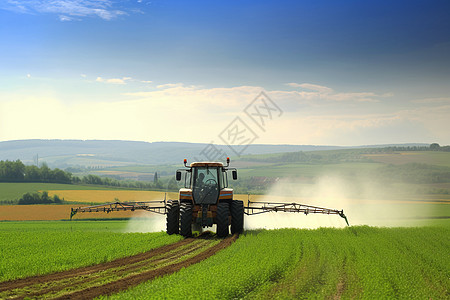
[194,167,218,188]
[192,167,220,204]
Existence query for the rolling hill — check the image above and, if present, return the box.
[0,139,428,169]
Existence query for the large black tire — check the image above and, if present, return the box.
[216,202,230,238]
[166,200,179,235]
[180,202,193,237]
[230,200,244,234]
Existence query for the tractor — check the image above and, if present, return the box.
[166,158,242,237]
[70,158,348,236]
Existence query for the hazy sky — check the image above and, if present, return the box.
[1,0,449,146]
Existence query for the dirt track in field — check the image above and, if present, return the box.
[0,233,238,300]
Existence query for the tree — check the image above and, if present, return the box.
[53,194,62,203]
[25,165,41,181]
[40,163,50,181]
[41,191,51,204]
[154,172,158,184]
[430,143,441,150]
[167,177,179,191]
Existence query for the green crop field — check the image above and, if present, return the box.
[1,149,449,298]
[364,151,450,167]
[1,220,448,299]
[105,224,450,300]
[0,221,182,282]
[236,162,381,178]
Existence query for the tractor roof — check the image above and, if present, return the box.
[190,162,224,167]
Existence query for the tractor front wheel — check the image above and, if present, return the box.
[230,200,244,234]
[216,202,230,237]
[180,202,193,237]
[166,200,179,235]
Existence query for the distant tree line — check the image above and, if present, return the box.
[0,160,178,191]
[0,160,71,183]
[381,143,450,152]
[18,191,63,205]
[71,174,169,190]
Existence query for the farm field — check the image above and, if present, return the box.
[236,162,381,178]
[363,151,450,167]
[0,221,182,282]
[46,188,450,206]
[47,190,178,204]
[0,182,114,203]
[106,225,450,300]
[0,221,448,299]
[1,202,449,226]
[1,187,448,222]
[0,221,234,299]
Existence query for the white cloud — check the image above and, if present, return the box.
[124,85,262,111]
[286,82,333,93]
[156,83,184,89]
[1,84,448,145]
[284,82,381,103]
[1,0,128,21]
[96,76,131,85]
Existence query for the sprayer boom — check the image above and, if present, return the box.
[70,200,166,219]
[244,200,349,225]
[70,199,349,226]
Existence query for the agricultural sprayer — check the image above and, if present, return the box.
[70,158,349,237]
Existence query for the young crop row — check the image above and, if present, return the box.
[0,221,182,282]
[104,225,449,299]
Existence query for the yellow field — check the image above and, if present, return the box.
[3,189,446,221]
[47,190,179,203]
[47,190,449,206]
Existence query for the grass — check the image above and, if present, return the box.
[0,221,182,282]
[105,224,450,300]
[364,151,450,167]
[236,162,381,178]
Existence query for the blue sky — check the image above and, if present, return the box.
[0,0,449,146]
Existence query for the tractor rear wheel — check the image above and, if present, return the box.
[166,200,179,235]
[216,202,230,237]
[230,200,244,234]
[180,202,193,237]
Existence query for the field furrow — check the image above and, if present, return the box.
[0,233,238,300]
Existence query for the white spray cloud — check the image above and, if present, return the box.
[123,211,166,233]
[244,174,429,230]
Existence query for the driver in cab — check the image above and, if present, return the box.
[196,173,205,189]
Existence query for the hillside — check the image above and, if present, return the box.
[0,139,429,168]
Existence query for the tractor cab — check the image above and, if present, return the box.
[176,158,237,205]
